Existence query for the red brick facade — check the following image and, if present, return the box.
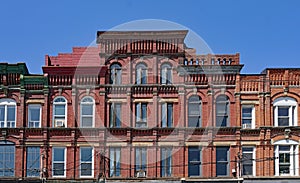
[0,30,300,182]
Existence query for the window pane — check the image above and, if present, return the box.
[30,107,40,121]
[161,103,167,127]
[82,105,93,115]
[278,107,289,116]
[279,146,290,151]
[7,106,15,121]
[81,163,92,176]
[81,148,92,162]
[53,163,64,176]
[216,163,227,176]
[82,117,93,127]
[0,145,15,177]
[189,117,200,127]
[216,147,229,176]
[243,165,253,175]
[279,165,290,174]
[242,108,252,118]
[167,104,173,127]
[0,106,5,121]
[53,148,64,161]
[55,105,65,115]
[116,104,121,127]
[26,147,40,177]
[278,118,289,126]
[188,147,201,176]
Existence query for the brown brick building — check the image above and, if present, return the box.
[0,30,300,183]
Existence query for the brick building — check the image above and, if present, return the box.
[0,30,300,183]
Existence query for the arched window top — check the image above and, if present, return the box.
[0,98,16,105]
[110,63,121,69]
[136,62,147,69]
[81,96,94,103]
[274,139,298,145]
[53,97,66,103]
[216,95,229,102]
[273,97,297,106]
[188,95,201,103]
[161,63,172,69]
[0,140,15,145]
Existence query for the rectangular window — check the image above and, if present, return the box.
[216,100,229,127]
[136,103,147,127]
[81,103,93,127]
[216,147,229,176]
[278,107,289,126]
[275,144,298,176]
[80,147,93,177]
[161,103,173,127]
[242,105,254,129]
[242,147,255,176]
[110,147,121,177]
[161,67,172,85]
[188,147,201,176]
[52,147,66,177]
[0,104,16,128]
[188,98,202,127]
[26,147,40,177]
[135,147,147,173]
[110,103,121,127]
[28,105,41,128]
[161,147,172,177]
[0,143,15,177]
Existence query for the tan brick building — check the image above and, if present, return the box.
[0,30,300,183]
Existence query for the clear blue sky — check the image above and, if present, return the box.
[0,0,299,74]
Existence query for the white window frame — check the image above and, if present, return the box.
[28,104,42,128]
[241,105,255,129]
[136,102,147,127]
[274,139,299,176]
[136,63,147,84]
[161,63,172,85]
[188,96,202,127]
[110,63,122,85]
[80,97,95,128]
[110,147,121,177]
[53,97,67,127]
[273,97,297,127]
[80,147,94,178]
[0,98,16,128]
[242,146,256,176]
[52,147,66,178]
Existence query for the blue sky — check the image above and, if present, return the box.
[0,0,299,74]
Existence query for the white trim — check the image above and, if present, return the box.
[52,147,66,178]
[274,139,299,176]
[242,146,256,176]
[79,147,94,178]
[241,105,255,129]
[0,98,17,128]
[52,96,67,127]
[80,96,95,128]
[28,104,42,128]
[273,97,297,127]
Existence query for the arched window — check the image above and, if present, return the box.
[110,63,122,85]
[188,96,202,127]
[0,141,15,177]
[136,63,147,84]
[0,98,16,128]
[53,97,67,127]
[273,97,297,126]
[215,95,229,127]
[161,63,172,85]
[274,139,299,176]
[80,97,95,127]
